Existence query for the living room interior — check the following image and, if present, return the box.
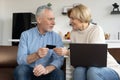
[0,0,120,80]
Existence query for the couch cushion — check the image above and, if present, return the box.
[0,46,18,67]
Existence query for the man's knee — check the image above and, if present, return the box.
[51,69,65,80]
[52,69,64,75]
[14,65,32,76]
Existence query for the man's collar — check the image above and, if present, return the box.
[36,26,50,36]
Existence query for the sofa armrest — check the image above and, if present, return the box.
[0,46,18,67]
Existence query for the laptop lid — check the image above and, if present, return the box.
[70,43,107,68]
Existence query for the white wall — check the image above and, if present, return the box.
[0,0,5,45]
[0,0,120,45]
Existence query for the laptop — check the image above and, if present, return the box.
[70,43,107,68]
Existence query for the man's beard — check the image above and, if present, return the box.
[46,28,53,32]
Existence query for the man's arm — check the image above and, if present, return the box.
[17,32,49,65]
[33,33,64,76]
[33,64,56,76]
[53,48,70,56]
[27,48,49,64]
[17,32,39,65]
[27,52,40,64]
[45,65,56,74]
[17,32,29,65]
[49,34,64,71]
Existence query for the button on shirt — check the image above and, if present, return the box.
[17,27,64,69]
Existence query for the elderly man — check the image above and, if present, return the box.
[14,5,64,80]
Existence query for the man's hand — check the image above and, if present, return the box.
[53,47,68,56]
[26,48,49,65]
[37,48,49,58]
[33,64,48,77]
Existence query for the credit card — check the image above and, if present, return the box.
[46,45,56,49]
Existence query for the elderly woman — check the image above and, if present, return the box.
[54,4,120,80]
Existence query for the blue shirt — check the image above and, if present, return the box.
[17,27,64,69]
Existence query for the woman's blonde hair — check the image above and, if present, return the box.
[68,4,91,23]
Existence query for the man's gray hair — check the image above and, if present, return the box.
[36,5,52,18]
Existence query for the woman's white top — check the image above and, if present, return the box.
[70,24,120,76]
